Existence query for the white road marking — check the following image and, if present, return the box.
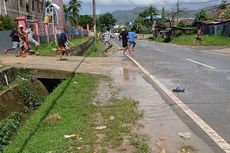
[126,54,230,153]
[186,58,216,70]
[154,49,165,53]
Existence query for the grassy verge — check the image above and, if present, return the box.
[150,34,230,47]
[4,73,145,153]
[37,37,88,56]
[4,74,105,153]
[98,98,142,147]
[84,40,105,57]
[129,134,150,153]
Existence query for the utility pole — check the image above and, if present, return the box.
[92,0,97,45]
[176,0,180,23]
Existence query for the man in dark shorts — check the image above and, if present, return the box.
[57,28,70,60]
[117,28,130,55]
[4,25,20,54]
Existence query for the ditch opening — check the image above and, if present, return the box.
[37,78,64,93]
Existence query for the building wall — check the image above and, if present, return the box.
[0,0,44,21]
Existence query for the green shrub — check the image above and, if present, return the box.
[177,21,186,27]
[0,112,22,152]
[224,9,230,19]
[0,15,14,31]
[19,80,46,108]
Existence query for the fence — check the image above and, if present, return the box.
[17,16,91,45]
[201,21,230,37]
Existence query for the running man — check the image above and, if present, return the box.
[26,25,40,55]
[128,28,136,52]
[193,27,202,44]
[101,27,113,56]
[4,25,20,54]
[117,28,129,55]
[57,28,70,60]
[18,24,29,56]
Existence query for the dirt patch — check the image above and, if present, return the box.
[44,114,62,123]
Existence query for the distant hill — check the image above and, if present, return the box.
[112,7,199,24]
[112,7,147,24]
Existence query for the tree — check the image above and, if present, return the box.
[139,5,158,20]
[68,0,82,27]
[195,9,208,21]
[220,0,228,9]
[63,4,69,20]
[98,13,116,31]
[224,9,230,19]
[133,16,145,33]
[78,15,93,28]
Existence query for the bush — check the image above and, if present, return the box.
[177,21,186,27]
[0,15,14,31]
[224,9,230,19]
[0,112,22,152]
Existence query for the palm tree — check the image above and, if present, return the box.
[68,0,82,27]
[63,4,69,20]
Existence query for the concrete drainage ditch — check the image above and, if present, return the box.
[0,67,69,120]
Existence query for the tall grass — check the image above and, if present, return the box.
[171,34,230,46]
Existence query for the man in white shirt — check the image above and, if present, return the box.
[101,27,113,56]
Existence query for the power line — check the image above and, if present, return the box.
[183,0,221,5]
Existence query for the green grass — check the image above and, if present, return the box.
[129,134,150,153]
[4,74,105,153]
[4,74,144,153]
[99,98,143,147]
[37,37,89,56]
[179,144,198,153]
[150,34,230,47]
[171,34,230,46]
[84,40,105,57]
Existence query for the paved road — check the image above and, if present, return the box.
[114,40,230,153]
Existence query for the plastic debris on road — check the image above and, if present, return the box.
[178,132,191,139]
[172,85,185,92]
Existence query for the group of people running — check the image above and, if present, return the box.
[5,24,40,57]
[101,27,137,56]
[4,23,70,60]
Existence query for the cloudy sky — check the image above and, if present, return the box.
[63,0,226,15]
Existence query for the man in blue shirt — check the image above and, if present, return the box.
[128,28,136,52]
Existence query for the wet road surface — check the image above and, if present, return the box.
[114,39,230,153]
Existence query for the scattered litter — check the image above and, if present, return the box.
[20,77,28,81]
[172,85,185,92]
[160,148,166,153]
[64,134,77,139]
[95,125,107,130]
[109,116,115,120]
[155,142,162,147]
[73,81,78,84]
[77,147,81,150]
[178,132,191,139]
[44,114,61,122]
